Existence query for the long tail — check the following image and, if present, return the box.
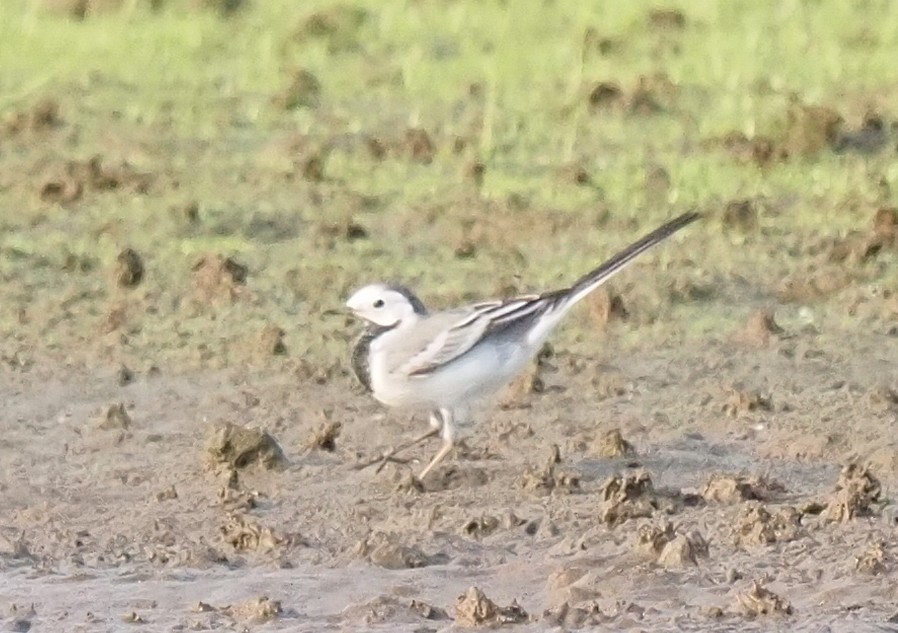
[564,211,701,307]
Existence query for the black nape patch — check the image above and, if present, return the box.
[386,284,427,315]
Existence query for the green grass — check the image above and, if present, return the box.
[1,0,897,370]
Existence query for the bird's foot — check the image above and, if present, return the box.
[352,448,413,472]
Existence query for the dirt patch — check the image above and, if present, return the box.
[454,586,529,627]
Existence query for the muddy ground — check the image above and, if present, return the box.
[2,330,898,632]
[3,1,898,632]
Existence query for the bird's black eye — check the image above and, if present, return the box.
[373,299,385,308]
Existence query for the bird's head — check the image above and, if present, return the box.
[345,283,427,328]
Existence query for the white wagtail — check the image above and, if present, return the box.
[347,212,700,480]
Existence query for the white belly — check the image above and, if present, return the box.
[370,336,533,410]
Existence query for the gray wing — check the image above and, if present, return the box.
[400,295,559,376]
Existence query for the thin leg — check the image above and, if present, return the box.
[355,410,442,472]
[417,407,458,480]
[417,439,454,481]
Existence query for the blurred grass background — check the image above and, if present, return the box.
[1,0,897,371]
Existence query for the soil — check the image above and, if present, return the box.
[3,326,898,631]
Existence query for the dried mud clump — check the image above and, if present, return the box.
[710,99,887,165]
[635,521,708,568]
[721,199,759,234]
[707,131,777,166]
[722,387,772,417]
[873,207,897,245]
[191,254,248,303]
[272,68,321,110]
[461,515,504,540]
[220,513,292,553]
[206,422,286,471]
[304,420,341,452]
[594,428,635,458]
[256,323,287,356]
[295,5,367,51]
[189,0,247,17]
[829,206,898,265]
[647,8,687,29]
[585,287,628,332]
[855,541,889,575]
[732,504,802,547]
[834,109,889,154]
[732,309,784,347]
[776,265,852,302]
[114,248,144,288]
[556,162,593,187]
[519,445,580,494]
[353,532,435,570]
[39,155,154,204]
[701,473,784,504]
[599,470,683,526]
[222,596,283,623]
[545,567,599,606]
[587,74,676,115]
[499,343,552,408]
[733,581,793,617]
[455,586,529,627]
[96,402,132,430]
[314,215,368,248]
[780,100,843,158]
[587,81,624,110]
[542,602,605,629]
[3,98,61,135]
[822,463,881,522]
[402,128,436,164]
